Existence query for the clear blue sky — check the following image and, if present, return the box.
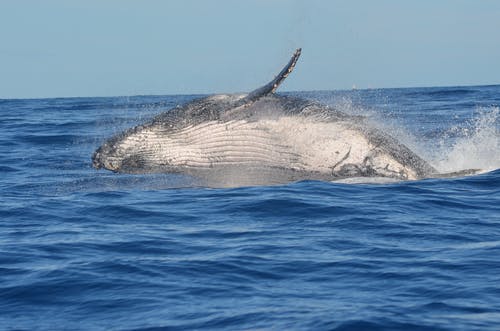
[1,0,499,99]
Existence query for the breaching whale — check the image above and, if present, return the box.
[93,48,454,187]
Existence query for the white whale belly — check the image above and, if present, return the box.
[121,116,417,180]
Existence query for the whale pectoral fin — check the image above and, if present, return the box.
[242,48,301,103]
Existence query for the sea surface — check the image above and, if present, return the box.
[1,86,500,330]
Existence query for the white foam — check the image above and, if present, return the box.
[434,107,500,173]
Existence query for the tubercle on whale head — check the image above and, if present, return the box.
[92,142,123,172]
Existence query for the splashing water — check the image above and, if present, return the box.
[435,106,500,173]
[324,93,500,178]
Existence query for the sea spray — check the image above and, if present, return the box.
[435,106,500,173]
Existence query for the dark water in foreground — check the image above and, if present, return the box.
[1,86,500,330]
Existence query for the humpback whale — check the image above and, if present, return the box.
[93,49,449,186]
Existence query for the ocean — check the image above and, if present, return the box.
[1,86,499,330]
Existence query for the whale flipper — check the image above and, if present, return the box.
[242,48,302,103]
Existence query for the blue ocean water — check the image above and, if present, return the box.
[1,86,500,331]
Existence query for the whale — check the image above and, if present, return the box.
[92,48,468,187]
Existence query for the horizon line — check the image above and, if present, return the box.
[1,82,499,101]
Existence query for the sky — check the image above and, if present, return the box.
[1,0,500,99]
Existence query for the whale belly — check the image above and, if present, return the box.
[124,116,417,181]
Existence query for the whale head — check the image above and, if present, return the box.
[92,124,157,172]
[92,139,124,171]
